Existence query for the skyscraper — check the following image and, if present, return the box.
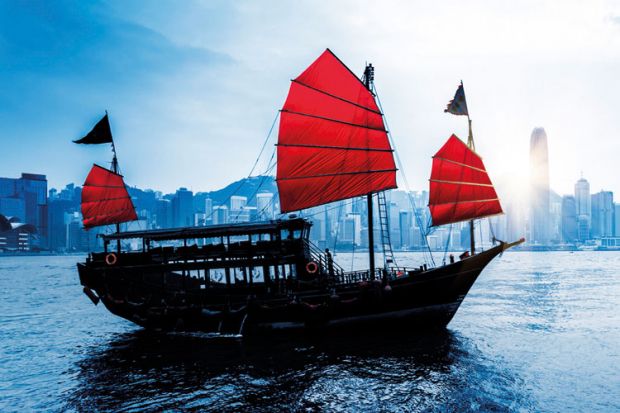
[172,187,193,227]
[574,176,591,241]
[529,127,550,244]
[591,191,613,238]
[256,192,274,220]
[561,195,578,243]
[614,203,620,237]
[204,197,213,225]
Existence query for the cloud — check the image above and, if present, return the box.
[0,1,234,191]
[0,0,619,197]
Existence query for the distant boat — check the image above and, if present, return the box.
[76,49,523,335]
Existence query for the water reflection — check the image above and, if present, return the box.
[66,330,534,412]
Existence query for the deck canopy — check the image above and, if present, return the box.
[101,218,311,242]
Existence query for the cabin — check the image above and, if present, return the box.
[87,218,346,296]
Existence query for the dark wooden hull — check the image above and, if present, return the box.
[78,244,509,336]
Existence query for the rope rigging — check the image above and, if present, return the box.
[202,111,280,223]
[373,85,436,268]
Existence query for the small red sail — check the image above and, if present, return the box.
[429,135,502,226]
[276,49,397,212]
[81,164,137,229]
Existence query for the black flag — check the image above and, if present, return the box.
[73,114,113,144]
[444,82,469,116]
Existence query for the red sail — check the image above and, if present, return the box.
[429,135,502,226]
[276,49,397,212]
[81,164,138,229]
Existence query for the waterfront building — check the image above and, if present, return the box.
[229,196,249,223]
[0,214,36,251]
[574,176,591,241]
[64,211,93,251]
[172,187,193,227]
[399,210,412,249]
[561,195,578,243]
[0,178,16,198]
[256,192,274,220]
[389,201,400,249]
[194,213,207,226]
[615,204,620,236]
[213,205,229,225]
[340,213,361,246]
[230,196,247,211]
[155,199,172,229]
[204,197,213,225]
[48,199,74,251]
[591,191,613,238]
[529,127,550,244]
[309,214,327,248]
[0,197,25,221]
[0,173,48,248]
[460,226,471,251]
[549,191,562,243]
[229,207,251,223]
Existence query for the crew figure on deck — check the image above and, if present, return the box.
[325,248,334,277]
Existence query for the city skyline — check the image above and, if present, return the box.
[2,159,619,252]
[1,1,620,197]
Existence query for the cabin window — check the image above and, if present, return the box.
[210,269,226,284]
[293,230,302,239]
[280,229,290,240]
[252,267,265,283]
[268,265,278,281]
[231,267,248,285]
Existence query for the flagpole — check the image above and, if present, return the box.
[106,110,122,253]
[461,82,476,255]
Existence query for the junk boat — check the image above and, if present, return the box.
[76,49,523,335]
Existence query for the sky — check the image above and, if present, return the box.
[1,0,619,203]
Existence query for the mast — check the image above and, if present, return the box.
[109,112,121,254]
[76,112,138,240]
[464,81,476,256]
[431,82,503,249]
[275,49,397,276]
[364,63,376,279]
[467,111,475,256]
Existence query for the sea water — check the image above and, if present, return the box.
[0,252,618,412]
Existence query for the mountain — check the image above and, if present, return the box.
[194,175,277,210]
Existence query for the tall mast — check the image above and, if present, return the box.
[364,63,376,279]
[464,82,476,256]
[108,112,122,254]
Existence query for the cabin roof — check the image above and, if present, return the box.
[101,218,310,241]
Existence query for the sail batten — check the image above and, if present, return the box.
[277,49,397,212]
[291,79,383,115]
[430,179,495,187]
[281,110,387,132]
[429,134,502,226]
[277,168,398,181]
[277,143,394,152]
[81,164,138,229]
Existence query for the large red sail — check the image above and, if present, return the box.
[429,135,502,226]
[81,164,138,229]
[276,49,397,212]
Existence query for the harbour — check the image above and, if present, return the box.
[1,252,618,412]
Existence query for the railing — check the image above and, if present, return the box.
[332,266,423,286]
[302,238,346,276]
